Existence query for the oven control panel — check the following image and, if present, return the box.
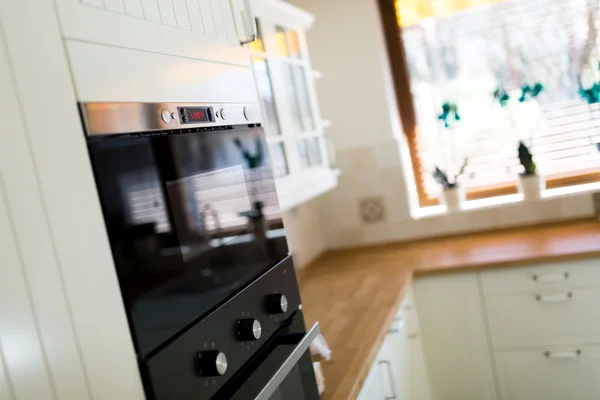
[143,256,304,400]
[80,102,262,137]
[178,106,214,124]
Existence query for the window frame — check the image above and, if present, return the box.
[249,15,330,178]
[377,0,600,208]
[247,1,338,210]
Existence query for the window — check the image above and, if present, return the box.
[383,0,600,207]
[249,18,328,180]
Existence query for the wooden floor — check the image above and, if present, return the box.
[298,218,600,400]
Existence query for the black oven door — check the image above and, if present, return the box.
[218,323,320,400]
[87,123,290,356]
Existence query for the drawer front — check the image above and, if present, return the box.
[481,259,600,296]
[496,345,600,400]
[485,286,600,348]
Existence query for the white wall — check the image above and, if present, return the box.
[282,197,327,269]
[288,0,595,250]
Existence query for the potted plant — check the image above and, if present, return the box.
[517,141,544,200]
[433,158,468,212]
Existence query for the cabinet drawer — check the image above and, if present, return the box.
[496,345,600,400]
[485,286,600,348]
[481,260,600,296]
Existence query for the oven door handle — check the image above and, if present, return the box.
[253,322,320,400]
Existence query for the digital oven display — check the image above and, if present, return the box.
[179,107,213,124]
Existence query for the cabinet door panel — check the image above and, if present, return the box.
[357,360,383,400]
[54,0,249,66]
[378,328,405,400]
[405,335,434,400]
[377,303,433,400]
[496,345,600,400]
[0,172,54,400]
[414,274,498,400]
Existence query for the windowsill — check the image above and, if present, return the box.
[411,182,600,219]
[276,167,340,210]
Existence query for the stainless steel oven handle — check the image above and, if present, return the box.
[254,322,320,400]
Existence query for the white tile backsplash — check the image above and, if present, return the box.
[373,140,403,169]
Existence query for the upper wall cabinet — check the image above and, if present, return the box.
[54,0,252,65]
[250,0,338,209]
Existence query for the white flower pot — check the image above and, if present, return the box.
[518,174,545,200]
[442,187,465,212]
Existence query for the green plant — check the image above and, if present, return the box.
[518,82,544,102]
[493,87,510,107]
[438,102,461,128]
[433,158,468,189]
[518,141,536,176]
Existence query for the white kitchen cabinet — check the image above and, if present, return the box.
[0,1,146,398]
[413,273,498,400]
[495,345,600,400]
[54,0,251,66]
[357,294,433,400]
[357,358,385,400]
[404,333,434,400]
[481,260,600,349]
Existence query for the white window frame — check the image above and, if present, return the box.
[249,0,338,210]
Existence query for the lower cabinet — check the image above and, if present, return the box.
[357,293,433,400]
[413,273,498,400]
[413,259,600,400]
[495,345,600,400]
[357,359,384,400]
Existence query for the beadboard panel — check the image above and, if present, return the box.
[0,1,145,398]
[0,21,91,400]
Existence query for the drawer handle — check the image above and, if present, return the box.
[532,272,569,282]
[536,292,572,302]
[544,350,581,359]
[388,318,405,334]
[378,360,397,400]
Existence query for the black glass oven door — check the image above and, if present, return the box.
[87,124,289,356]
[223,323,320,400]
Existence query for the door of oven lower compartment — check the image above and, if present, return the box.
[220,322,320,400]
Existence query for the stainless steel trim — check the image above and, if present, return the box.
[254,322,320,400]
[216,352,228,376]
[252,320,262,340]
[544,349,581,359]
[79,102,261,136]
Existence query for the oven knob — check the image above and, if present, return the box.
[237,318,262,341]
[266,293,288,314]
[220,108,228,120]
[197,351,227,376]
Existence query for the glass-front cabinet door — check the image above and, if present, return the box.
[248,0,337,209]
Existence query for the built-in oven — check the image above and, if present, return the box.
[81,102,319,399]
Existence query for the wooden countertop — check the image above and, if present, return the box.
[298,219,600,400]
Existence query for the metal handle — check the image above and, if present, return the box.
[230,0,257,45]
[388,317,404,334]
[536,292,572,302]
[378,360,397,400]
[533,272,569,282]
[544,349,581,359]
[254,322,320,400]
